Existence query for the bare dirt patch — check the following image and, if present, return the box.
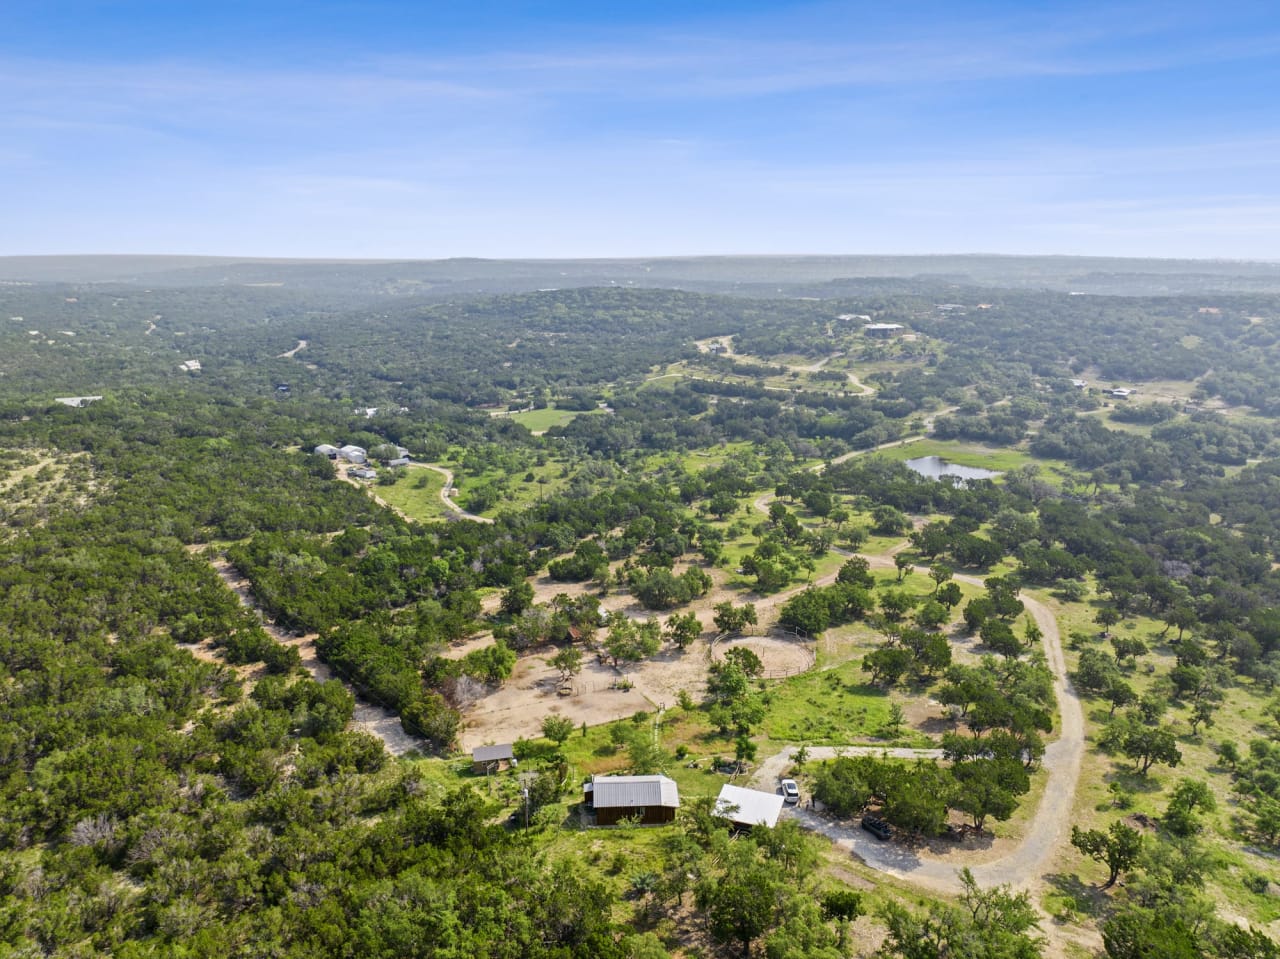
[459,655,650,751]
[458,631,814,751]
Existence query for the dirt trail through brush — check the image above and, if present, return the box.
[204,558,422,755]
[788,351,876,396]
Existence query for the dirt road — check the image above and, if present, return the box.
[339,462,495,525]
[747,436,1087,955]
[205,559,423,756]
[747,430,1090,947]
[752,470,1084,892]
[790,351,876,396]
[785,567,1081,889]
[413,464,495,523]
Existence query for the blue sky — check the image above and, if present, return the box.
[3,1,1279,259]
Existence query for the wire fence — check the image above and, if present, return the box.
[562,678,641,695]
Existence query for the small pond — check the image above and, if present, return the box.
[905,456,1001,482]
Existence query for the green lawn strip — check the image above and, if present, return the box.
[375,466,450,521]
[636,371,683,391]
[757,655,904,746]
[867,439,1077,482]
[1087,410,1155,436]
[507,406,583,432]
[860,533,908,556]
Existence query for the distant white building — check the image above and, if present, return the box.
[314,444,339,458]
[54,395,103,408]
[338,445,367,464]
[863,323,904,338]
[179,359,202,372]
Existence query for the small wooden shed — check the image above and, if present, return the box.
[472,743,515,775]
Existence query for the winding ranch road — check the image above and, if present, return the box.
[749,580,1083,897]
[338,462,495,525]
[749,434,1086,900]
[412,463,495,524]
[792,351,876,397]
[680,336,877,397]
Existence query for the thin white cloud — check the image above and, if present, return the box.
[3,0,1279,259]
[4,2,1278,121]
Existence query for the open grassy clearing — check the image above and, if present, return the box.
[633,439,764,474]
[1121,377,1201,403]
[440,453,578,516]
[0,448,56,487]
[0,448,97,534]
[645,348,900,397]
[758,658,901,746]
[507,405,588,432]
[373,465,450,521]
[1083,409,1156,436]
[1051,599,1280,925]
[867,438,1076,479]
[0,448,89,496]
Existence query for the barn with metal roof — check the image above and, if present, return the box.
[585,774,680,826]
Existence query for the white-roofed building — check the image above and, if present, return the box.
[714,784,785,830]
[53,395,103,408]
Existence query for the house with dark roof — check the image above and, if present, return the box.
[585,774,680,826]
[472,743,515,774]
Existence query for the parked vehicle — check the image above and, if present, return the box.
[780,779,800,804]
[861,814,892,840]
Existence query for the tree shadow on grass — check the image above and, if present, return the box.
[1104,767,1165,794]
[1044,871,1110,920]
